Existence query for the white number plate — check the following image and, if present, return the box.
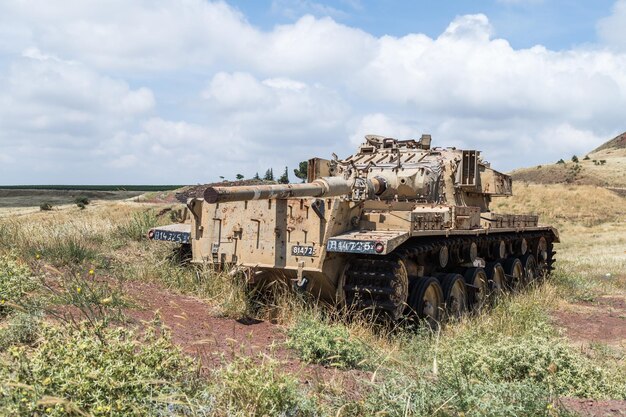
[291,245,315,257]
[326,239,376,254]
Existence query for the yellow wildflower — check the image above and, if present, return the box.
[76,287,81,293]
[88,269,95,276]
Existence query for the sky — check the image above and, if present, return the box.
[1,0,625,185]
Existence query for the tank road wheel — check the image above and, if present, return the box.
[438,273,468,319]
[388,259,410,319]
[486,262,506,294]
[503,258,524,291]
[409,277,444,327]
[520,254,537,286]
[463,268,489,310]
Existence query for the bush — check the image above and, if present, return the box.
[39,202,53,211]
[0,323,206,416]
[363,372,562,417]
[440,333,625,399]
[0,255,37,317]
[0,311,41,349]
[571,155,579,163]
[74,196,90,206]
[556,159,565,164]
[209,356,317,416]
[287,316,369,369]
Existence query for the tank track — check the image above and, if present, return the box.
[343,230,556,319]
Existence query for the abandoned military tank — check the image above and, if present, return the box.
[150,134,558,322]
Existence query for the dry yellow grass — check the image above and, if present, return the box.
[492,182,626,227]
[510,147,626,188]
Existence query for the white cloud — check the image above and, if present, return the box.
[1,0,626,183]
[598,0,626,50]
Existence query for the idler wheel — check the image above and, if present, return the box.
[503,257,524,291]
[437,273,468,319]
[463,267,489,309]
[408,277,444,327]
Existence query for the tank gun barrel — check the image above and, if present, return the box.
[203,176,352,203]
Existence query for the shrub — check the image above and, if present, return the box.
[571,155,579,163]
[287,316,369,369]
[0,311,41,349]
[209,356,317,416]
[439,333,625,399]
[556,159,565,164]
[74,196,90,206]
[0,323,206,416]
[0,255,37,317]
[363,372,562,417]
[39,202,53,211]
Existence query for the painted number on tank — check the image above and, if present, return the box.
[326,239,376,254]
[292,245,315,256]
[152,230,190,244]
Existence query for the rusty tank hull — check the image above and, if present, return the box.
[153,134,559,321]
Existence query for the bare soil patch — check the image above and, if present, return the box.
[561,398,626,417]
[552,296,626,346]
[122,280,369,398]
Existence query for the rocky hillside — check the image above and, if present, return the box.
[510,132,626,190]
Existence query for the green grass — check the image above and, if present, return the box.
[0,323,205,416]
[1,203,625,416]
[287,315,370,370]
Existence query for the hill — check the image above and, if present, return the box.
[510,132,626,190]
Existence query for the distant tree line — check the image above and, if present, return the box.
[233,161,308,184]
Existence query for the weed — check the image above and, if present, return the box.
[35,236,100,267]
[115,210,158,242]
[0,254,37,317]
[209,355,318,416]
[0,321,206,417]
[287,315,370,369]
[0,311,41,349]
[39,202,53,211]
[40,267,129,342]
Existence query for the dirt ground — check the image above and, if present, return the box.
[552,296,626,347]
[119,277,626,416]
[122,280,369,398]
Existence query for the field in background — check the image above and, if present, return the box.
[0,185,183,191]
[0,182,624,416]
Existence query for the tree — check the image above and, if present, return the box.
[571,155,579,163]
[278,166,289,184]
[236,174,244,180]
[263,168,274,181]
[253,172,260,180]
[556,159,565,164]
[293,161,308,183]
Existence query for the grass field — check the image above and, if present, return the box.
[0,185,624,416]
[0,185,184,191]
